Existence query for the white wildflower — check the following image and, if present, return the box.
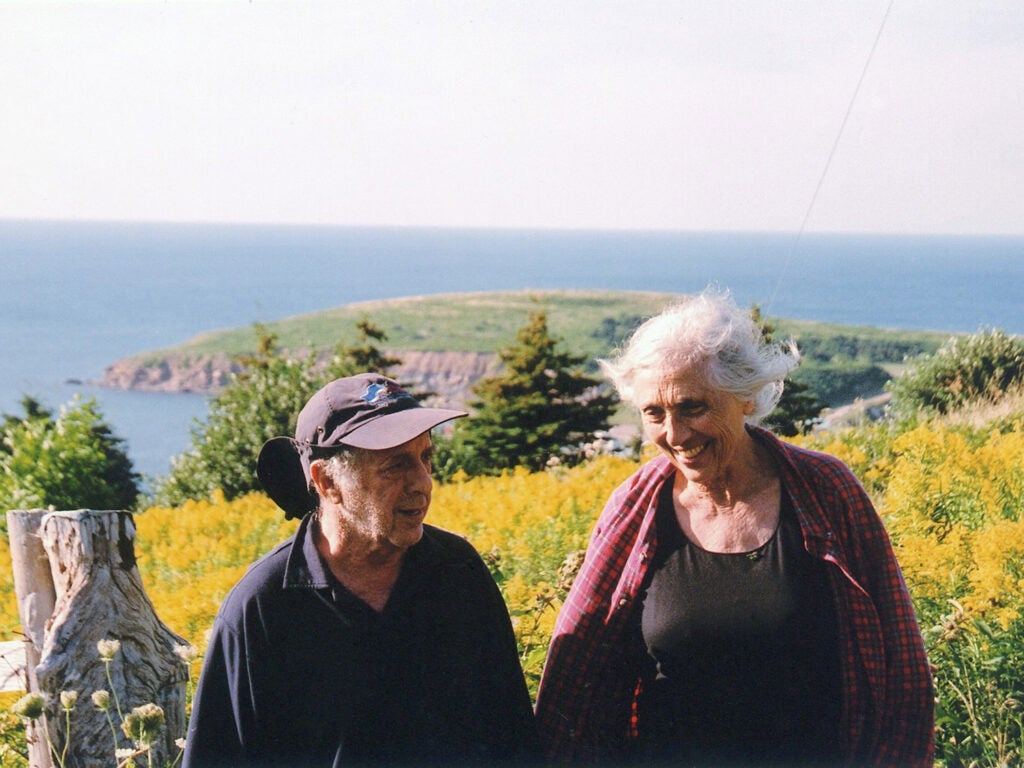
[97,638,122,660]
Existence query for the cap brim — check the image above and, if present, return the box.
[257,437,318,520]
[340,407,467,450]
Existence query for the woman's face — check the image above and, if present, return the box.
[633,362,754,488]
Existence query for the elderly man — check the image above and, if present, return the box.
[183,373,535,767]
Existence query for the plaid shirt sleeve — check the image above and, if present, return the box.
[534,458,672,763]
[768,431,935,767]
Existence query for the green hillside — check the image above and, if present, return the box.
[141,289,948,359]
[125,289,952,406]
[139,290,669,359]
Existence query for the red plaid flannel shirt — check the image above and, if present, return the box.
[535,426,934,766]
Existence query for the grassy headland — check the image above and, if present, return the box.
[106,289,954,407]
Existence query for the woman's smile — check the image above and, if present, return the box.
[679,442,708,460]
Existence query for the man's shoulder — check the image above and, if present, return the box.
[418,524,481,562]
[413,526,504,607]
[216,537,296,614]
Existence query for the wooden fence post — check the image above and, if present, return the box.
[7,509,189,768]
[7,510,56,768]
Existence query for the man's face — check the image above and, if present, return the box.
[334,432,434,553]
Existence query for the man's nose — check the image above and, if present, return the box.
[411,459,433,493]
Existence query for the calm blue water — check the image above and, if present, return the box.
[2,219,1022,481]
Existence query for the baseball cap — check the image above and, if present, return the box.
[257,373,466,519]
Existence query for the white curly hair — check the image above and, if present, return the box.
[599,287,799,422]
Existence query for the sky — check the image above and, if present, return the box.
[1,1,1022,235]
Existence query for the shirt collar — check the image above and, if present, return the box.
[747,425,835,548]
[282,513,449,592]
[282,513,331,590]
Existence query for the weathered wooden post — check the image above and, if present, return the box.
[7,510,56,768]
[7,509,189,768]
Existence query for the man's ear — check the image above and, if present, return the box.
[310,460,344,505]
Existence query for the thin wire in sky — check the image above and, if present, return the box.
[763,0,895,316]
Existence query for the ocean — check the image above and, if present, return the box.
[2,219,1022,482]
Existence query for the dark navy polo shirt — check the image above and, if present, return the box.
[183,515,536,767]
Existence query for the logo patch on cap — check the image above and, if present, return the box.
[361,380,414,407]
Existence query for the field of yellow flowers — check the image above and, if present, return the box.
[3,421,1024,766]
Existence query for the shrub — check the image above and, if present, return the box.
[0,396,139,520]
[790,361,891,407]
[153,321,402,506]
[152,344,319,506]
[888,329,1024,417]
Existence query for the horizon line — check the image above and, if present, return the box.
[2,217,1023,240]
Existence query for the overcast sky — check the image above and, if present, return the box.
[2,1,1022,235]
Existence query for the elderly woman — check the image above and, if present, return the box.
[534,290,934,767]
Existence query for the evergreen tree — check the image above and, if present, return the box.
[0,396,140,518]
[325,318,402,379]
[753,307,827,436]
[767,378,827,436]
[452,309,617,474]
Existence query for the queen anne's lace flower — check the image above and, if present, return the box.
[121,703,166,747]
[10,693,45,720]
[91,690,111,711]
[97,639,122,660]
[59,690,78,711]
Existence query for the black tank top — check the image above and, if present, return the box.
[637,480,842,766]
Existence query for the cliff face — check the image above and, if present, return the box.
[391,350,499,408]
[100,350,499,409]
[101,353,242,394]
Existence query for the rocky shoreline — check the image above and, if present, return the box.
[98,349,500,409]
[100,352,241,394]
[97,348,893,430]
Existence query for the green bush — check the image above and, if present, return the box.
[153,321,404,506]
[0,396,140,518]
[791,362,892,407]
[152,348,320,506]
[888,330,1024,417]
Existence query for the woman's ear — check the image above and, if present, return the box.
[310,460,344,505]
[743,399,756,416]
